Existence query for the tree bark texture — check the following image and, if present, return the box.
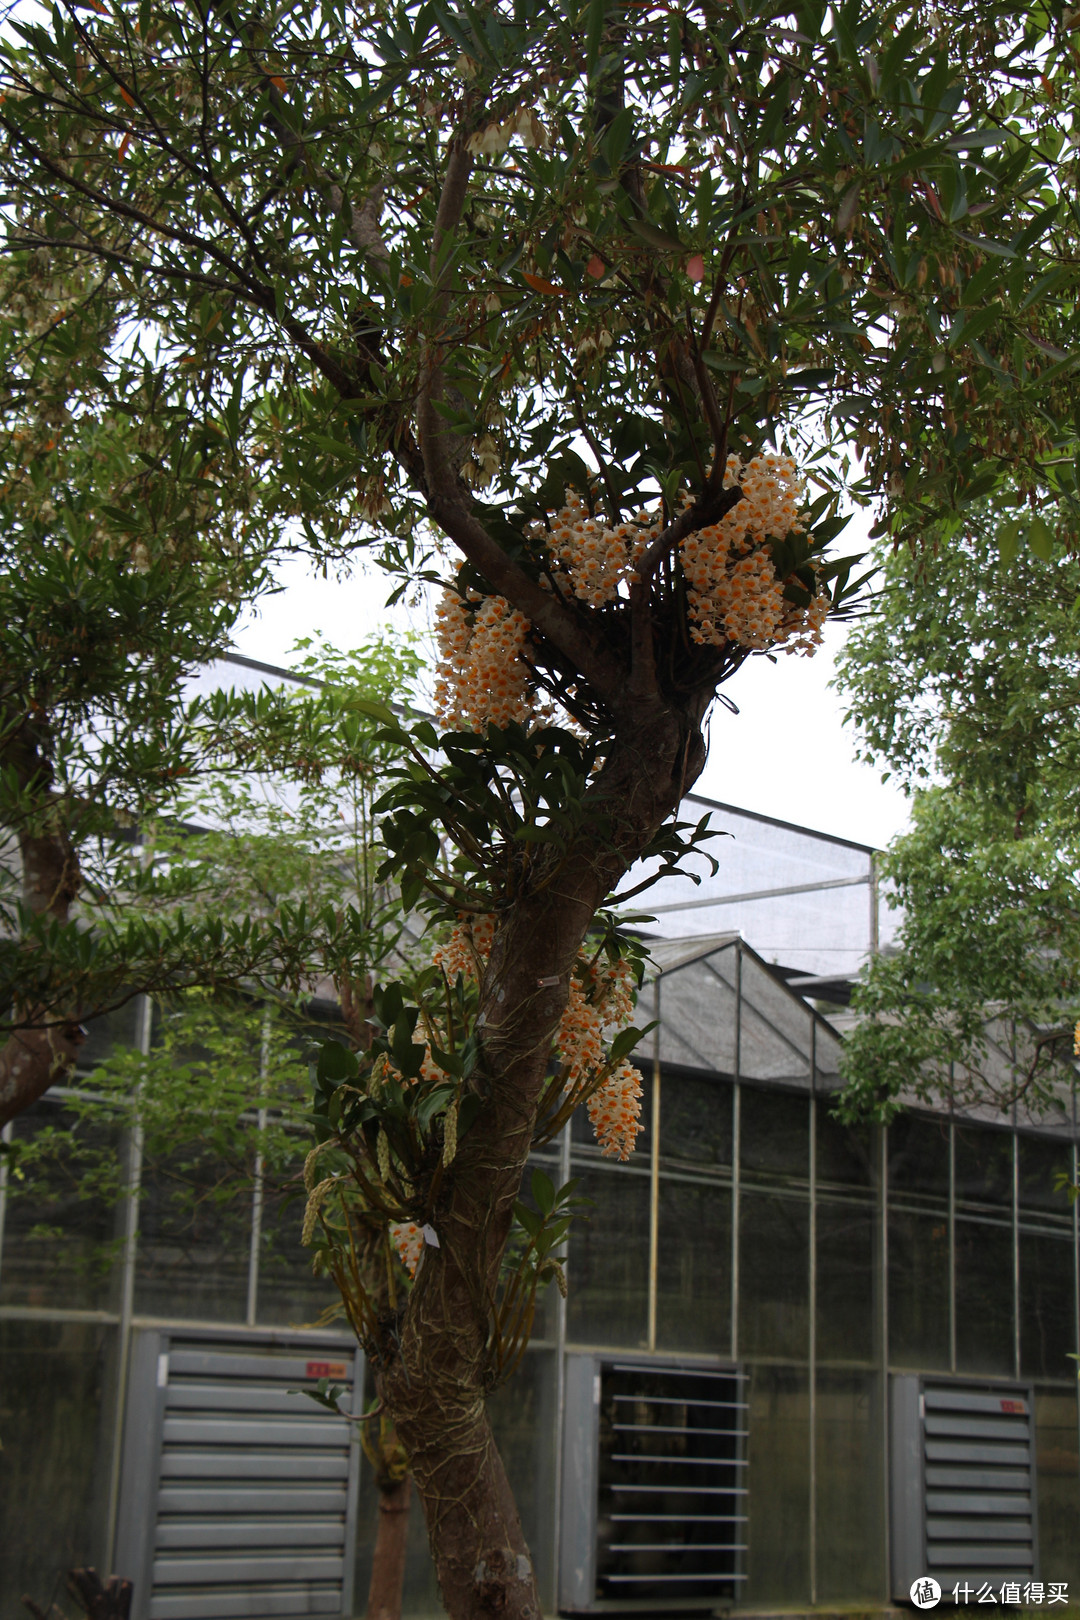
[0,715,84,1128]
[377,698,710,1620]
[365,1473,413,1620]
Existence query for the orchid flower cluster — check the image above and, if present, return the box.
[380,912,641,1276]
[433,590,537,732]
[435,914,645,1162]
[681,453,829,654]
[430,912,645,1161]
[433,453,827,732]
[389,1220,424,1276]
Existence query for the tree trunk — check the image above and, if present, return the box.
[0,1023,86,1130]
[0,713,84,1127]
[386,1361,537,1620]
[366,1473,413,1620]
[378,699,710,1620]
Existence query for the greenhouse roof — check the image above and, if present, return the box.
[636,931,845,1093]
[191,655,894,985]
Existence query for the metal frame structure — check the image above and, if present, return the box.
[2,734,1078,1613]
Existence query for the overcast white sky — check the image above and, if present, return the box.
[230,546,912,854]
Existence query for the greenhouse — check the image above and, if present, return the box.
[1,785,1077,1620]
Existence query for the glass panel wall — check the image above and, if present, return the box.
[0,1099,124,1313]
[954,1123,1015,1375]
[1018,1136,1076,1383]
[656,1070,732,1352]
[133,1144,253,1321]
[739,1193,809,1361]
[816,1110,879,1369]
[1034,1386,1080,1589]
[2,945,1078,1619]
[887,1114,951,1370]
[745,1365,811,1602]
[566,1158,650,1349]
[814,1369,884,1601]
[0,1320,118,1617]
[656,1173,731,1353]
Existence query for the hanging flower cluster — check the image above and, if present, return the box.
[554,953,636,1081]
[390,1220,423,1277]
[430,912,496,981]
[432,914,643,1158]
[555,955,642,1160]
[541,490,661,607]
[433,589,535,731]
[587,1058,645,1162]
[680,452,827,653]
[434,453,828,732]
[465,106,549,155]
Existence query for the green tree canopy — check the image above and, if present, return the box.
[0,248,424,1122]
[834,508,1080,1119]
[4,0,1080,1612]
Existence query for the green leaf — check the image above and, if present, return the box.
[391,1017,425,1078]
[1026,515,1054,561]
[584,0,605,79]
[317,1040,359,1085]
[600,106,635,170]
[416,1083,455,1132]
[513,1201,542,1239]
[531,1167,555,1216]
[627,216,684,252]
[997,518,1021,564]
[607,1021,657,1063]
[946,127,1008,150]
[513,823,562,843]
[954,233,1016,260]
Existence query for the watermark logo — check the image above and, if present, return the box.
[911,1578,942,1609]
[951,1582,1069,1605]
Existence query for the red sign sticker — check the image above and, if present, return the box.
[999,1398,1026,1414]
[306,1360,348,1379]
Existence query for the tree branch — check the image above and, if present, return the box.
[416,134,629,710]
[0,1024,86,1131]
[635,483,744,584]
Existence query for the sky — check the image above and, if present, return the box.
[229,547,912,855]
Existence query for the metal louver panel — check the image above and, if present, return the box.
[891,1375,1039,1599]
[116,1332,361,1620]
[922,1383,1036,1588]
[560,1354,747,1613]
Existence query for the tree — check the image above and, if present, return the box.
[0,226,420,1126]
[0,242,293,1125]
[2,1,1078,1614]
[6,631,427,1620]
[833,505,1080,1120]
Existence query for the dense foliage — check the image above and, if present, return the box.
[835,513,1080,1119]
[4,0,1080,1611]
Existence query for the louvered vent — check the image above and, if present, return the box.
[922,1383,1036,1587]
[891,1375,1039,1598]
[561,1357,747,1610]
[118,1334,361,1620]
